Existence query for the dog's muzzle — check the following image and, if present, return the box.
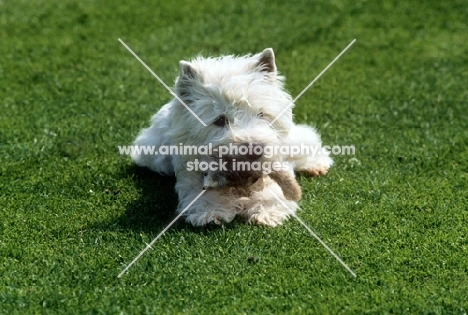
[241,142,263,161]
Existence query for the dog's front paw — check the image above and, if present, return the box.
[186,212,223,226]
[305,165,329,176]
[248,212,287,227]
[185,209,237,227]
[303,155,333,177]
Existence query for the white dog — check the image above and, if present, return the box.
[131,48,332,226]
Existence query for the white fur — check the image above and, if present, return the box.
[132,48,332,226]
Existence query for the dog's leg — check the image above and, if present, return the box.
[286,124,333,176]
[131,103,174,175]
[178,191,238,226]
[175,171,238,226]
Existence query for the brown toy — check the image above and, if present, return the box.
[203,168,301,201]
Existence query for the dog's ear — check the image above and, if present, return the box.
[179,60,198,80]
[255,48,277,73]
[176,61,198,101]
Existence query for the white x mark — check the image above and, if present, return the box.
[117,190,206,278]
[269,39,356,126]
[269,190,357,278]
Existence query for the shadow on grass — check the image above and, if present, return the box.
[115,164,179,233]
[112,164,241,235]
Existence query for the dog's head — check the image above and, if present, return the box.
[165,49,296,186]
[167,49,293,158]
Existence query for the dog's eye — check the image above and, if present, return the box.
[257,111,264,118]
[213,115,228,127]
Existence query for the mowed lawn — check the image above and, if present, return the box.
[1,0,467,314]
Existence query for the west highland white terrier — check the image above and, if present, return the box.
[131,48,333,226]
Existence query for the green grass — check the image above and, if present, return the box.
[1,0,467,313]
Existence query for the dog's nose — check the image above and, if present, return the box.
[240,142,263,161]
